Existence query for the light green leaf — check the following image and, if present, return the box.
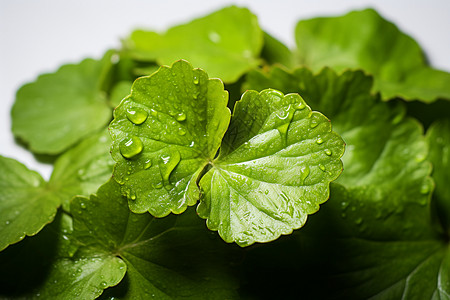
[426,119,450,230]
[11,54,113,154]
[0,156,60,251]
[123,6,263,83]
[260,32,294,68]
[245,67,433,211]
[110,81,133,108]
[109,60,230,217]
[48,129,114,212]
[197,89,345,246]
[71,180,239,299]
[295,8,450,102]
[241,67,441,298]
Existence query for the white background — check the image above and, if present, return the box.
[1,0,450,180]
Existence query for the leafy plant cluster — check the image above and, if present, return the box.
[1,6,450,299]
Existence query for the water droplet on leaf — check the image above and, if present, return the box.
[120,136,143,159]
[126,107,148,125]
[325,149,332,156]
[175,112,186,122]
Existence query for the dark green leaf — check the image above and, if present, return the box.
[295,9,450,102]
[11,54,113,154]
[71,179,239,299]
[123,6,263,83]
[427,119,450,231]
[0,156,60,251]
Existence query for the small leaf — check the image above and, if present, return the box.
[109,60,230,217]
[11,54,113,154]
[295,9,450,102]
[0,156,60,251]
[123,6,263,83]
[48,129,114,212]
[198,89,345,246]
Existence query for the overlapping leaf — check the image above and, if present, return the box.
[123,6,263,83]
[426,119,450,230]
[110,60,345,246]
[11,54,114,154]
[48,129,114,212]
[109,60,230,217]
[295,9,450,102]
[0,156,60,251]
[198,89,344,246]
[241,67,443,299]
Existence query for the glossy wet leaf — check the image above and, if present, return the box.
[0,156,60,251]
[48,129,114,212]
[109,60,230,217]
[197,89,345,246]
[245,67,433,210]
[71,180,239,299]
[426,119,450,230]
[123,6,263,83]
[295,9,450,102]
[241,67,441,298]
[11,54,113,154]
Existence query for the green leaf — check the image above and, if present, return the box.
[260,32,294,68]
[0,156,60,251]
[123,6,263,83]
[11,54,113,154]
[245,67,433,210]
[295,8,450,102]
[48,129,114,212]
[0,211,126,299]
[240,183,448,299]
[197,89,345,246]
[241,67,442,298]
[109,60,230,217]
[110,60,345,246]
[426,119,450,230]
[110,81,133,108]
[71,179,239,299]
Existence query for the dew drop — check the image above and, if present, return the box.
[126,107,148,125]
[316,137,324,144]
[153,182,163,189]
[144,159,152,169]
[296,102,305,110]
[310,119,319,128]
[318,164,326,171]
[150,109,158,117]
[325,149,332,156]
[159,150,181,184]
[119,136,143,159]
[193,76,199,85]
[264,190,269,195]
[300,166,310,184]
[100,281,107,288]
[80,202,87,209]
[178,128,186,136]
[175,112,186,122]
[208,31,221,44]
[5,220,10,225]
